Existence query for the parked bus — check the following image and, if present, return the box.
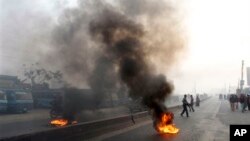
[6,90,33,113]
[32,90,63,108]
[0,90,7,112]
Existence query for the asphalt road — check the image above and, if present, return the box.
[2,96,249,141]
[90,96,250,141]
[0,107,130,139]
[0,109,51,139]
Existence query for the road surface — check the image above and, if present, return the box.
[0,107,130,139]
[90,96,250,141]
[0,109,50,139]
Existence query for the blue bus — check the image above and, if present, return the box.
[5,90,33,113]
[0,90,7,112]
[32,90,63,108]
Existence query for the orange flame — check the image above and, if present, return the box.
[50,119,68,127]
[156,113,180,134]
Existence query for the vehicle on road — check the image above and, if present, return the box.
[0,90,7,112]
[49,95,63,119]
[6,90,33,113]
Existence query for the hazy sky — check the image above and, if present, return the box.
[169,0,250,94]
[1,0,250,94]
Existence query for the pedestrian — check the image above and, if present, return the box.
[187,94,191,111]
[229,94,234,111]
[232,94,238,111]
[189,95,195,112]
[196,95,200,106]
[239,94,244,111]
[243,96,248,113]
[239,94,247,113]
[181,95,189,117]
[247,95,250,111]
[234,95,239,110]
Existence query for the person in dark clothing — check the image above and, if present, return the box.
[234,95,239,110]
[189,95,195,112]
[243,96,248,113]
[196,95,200,106]
[229,95,234,111]
[181,95,189,117]
[239,94,247,113]
[247,95,250,111]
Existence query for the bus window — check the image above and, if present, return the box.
[16,92,33,100]
[0,92,6,100]
[6,93,16,101]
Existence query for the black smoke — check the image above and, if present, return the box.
[47,0,185,118]
[88,8,174,118]
[2,0,185,122]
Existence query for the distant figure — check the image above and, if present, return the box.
[195,95,200,106]
[189,95,195,112]
[181,95,189,117]
[219,94,223,100]
[247,95,250,111]
[243,96,248,112]
[239,94,247,113]
[187,94,191,111]
[229,95,234,111]
[234,95,239,110]
[224,94,227,100]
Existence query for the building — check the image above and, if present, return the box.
[0,75,31,91]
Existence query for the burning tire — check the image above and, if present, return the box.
[153,112,179,134]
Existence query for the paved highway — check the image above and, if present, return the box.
[0,107,130,139]
[90,96,250,141]
[2,96,249,141]
[0,109,50,139]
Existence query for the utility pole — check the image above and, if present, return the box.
[240,60,244,92]
[236,79,240,95]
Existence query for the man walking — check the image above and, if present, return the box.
[181,95,189,117]
[190,95,195,112]
[229,94,234,111]
[234,95,239,110]
[239,94,247,113]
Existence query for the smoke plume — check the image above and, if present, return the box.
[88,8,174,116]
[2,0,185,117]
[47,0,184,106]
[48,0,184,87]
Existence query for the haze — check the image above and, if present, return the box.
[1,0,250,94]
